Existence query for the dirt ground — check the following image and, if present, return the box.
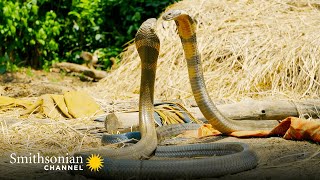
[0,70,319,180]
[0,69,95,98]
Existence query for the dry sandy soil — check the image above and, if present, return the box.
[0,70,319,180]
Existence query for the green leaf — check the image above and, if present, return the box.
[68,11,81,19]
[52,26,60,35]
[30,39,36,45]
[31,5,38,14]
[38,28,47,39]
[38,39,45,45]
[10,26,16,34]
[3,6,10,16]
[7,19,13,26]
[132,12,141,21]
[22,18,28,27]
[48,39,58,50]
[50,11,57,19]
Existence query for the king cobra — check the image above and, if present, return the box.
[72,18,159,161]
[163,9,277,134]
[71,17,259,179]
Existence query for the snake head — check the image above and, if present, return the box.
[143,18,157,28]
[135,18,160,65]
[162,9,188,21]
[135,18,158,43]
[135,18,159,42]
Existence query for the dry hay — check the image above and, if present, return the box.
[0,113,102,156]
[94,0,320,102]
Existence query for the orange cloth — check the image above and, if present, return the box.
[269,117,320,142]
[198,117,320,142]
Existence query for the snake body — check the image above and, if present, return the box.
[162,10,277,134]
[73,19,159,161]
[71,14,260,179]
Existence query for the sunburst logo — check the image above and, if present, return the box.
[86,154,104,172]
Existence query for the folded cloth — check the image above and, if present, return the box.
[0,91,104,120]
[198,117,320,142]
[0,96,32,109]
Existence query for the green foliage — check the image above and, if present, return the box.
[0,0,177,70]
[62,0,176,69]
[0,0,61,69]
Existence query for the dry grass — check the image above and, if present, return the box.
[0,115,102,156]
[2,0,320,156]
[95,0,320,102]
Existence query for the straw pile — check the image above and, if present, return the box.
[0,115,101,155]
[95,0,320,102]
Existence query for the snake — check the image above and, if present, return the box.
[70,12,267,179]
[72,19,159,161]
[162,9,277,134]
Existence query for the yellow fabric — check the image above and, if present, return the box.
[0,96,32,109]
[64,91,104,118]
[41,94,64,119]
[51,94,73,118]
[0,91,104,120]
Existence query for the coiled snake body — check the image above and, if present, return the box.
[70,10,275,179]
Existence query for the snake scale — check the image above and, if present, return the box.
[70,10,277,179]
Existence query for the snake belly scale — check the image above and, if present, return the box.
[71,16,258,179]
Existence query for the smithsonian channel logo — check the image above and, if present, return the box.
[9,153,104,172]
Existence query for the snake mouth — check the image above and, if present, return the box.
[162,9,183,21]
